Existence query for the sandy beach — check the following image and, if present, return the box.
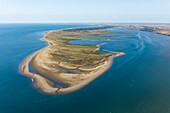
[20,28,125,94]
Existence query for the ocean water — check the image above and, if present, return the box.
[0,24,170,113]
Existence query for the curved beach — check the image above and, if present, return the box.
[20,27,125,94]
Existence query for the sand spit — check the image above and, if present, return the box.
[20,28,125,94]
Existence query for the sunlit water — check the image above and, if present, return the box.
[0,24,170,113]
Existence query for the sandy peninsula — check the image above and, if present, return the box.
[20,26,125,94]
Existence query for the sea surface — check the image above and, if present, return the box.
[0,24,170,113]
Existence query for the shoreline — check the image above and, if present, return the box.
[20,28,125,94]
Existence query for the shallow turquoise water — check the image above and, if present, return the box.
[0,24,170,113]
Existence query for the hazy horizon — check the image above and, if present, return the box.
[0,0,170,23]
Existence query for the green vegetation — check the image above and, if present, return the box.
[41,28,112,71]
[21,26,124,93]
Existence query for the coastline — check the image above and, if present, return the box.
[20,28,125,94]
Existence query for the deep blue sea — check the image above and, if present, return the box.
[0,24,170,113]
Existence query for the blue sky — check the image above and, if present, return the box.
[0,0,170,23]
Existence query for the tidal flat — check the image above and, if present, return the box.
[20,26,124,94]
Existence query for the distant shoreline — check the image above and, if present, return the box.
[19,27,124,94]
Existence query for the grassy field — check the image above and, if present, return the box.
[39,28,113,71]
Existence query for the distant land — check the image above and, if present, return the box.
[108,23,170,36]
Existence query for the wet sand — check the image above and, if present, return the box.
[20,29,124,94]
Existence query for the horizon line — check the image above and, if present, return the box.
[0,21,170,24]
